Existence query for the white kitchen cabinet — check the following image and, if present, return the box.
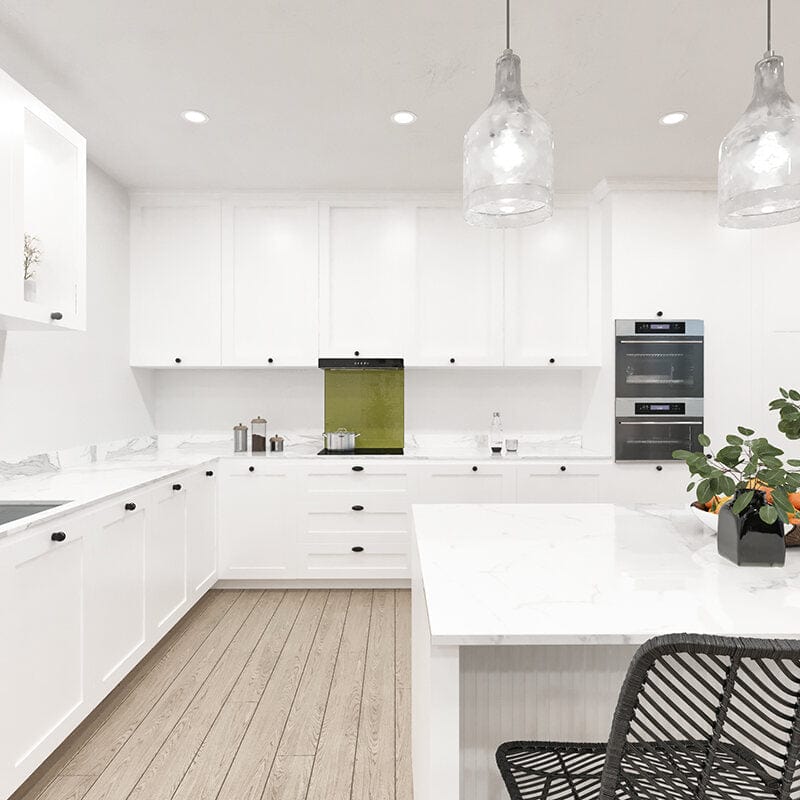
[319,203,415,357]
[84,495,147,699]
[408,204,503,366]
[217,460,296,579]
[130,196,222,366]
[415,463,516,503]
[606,462,691,506]
[504,204,598,366]
[185,468,218,600]
[222,198,319,366]
[516,463,604,503]
[0,68,86,331]
[146,479,188,638]
[297,541,409,580]
[0,516,88,791]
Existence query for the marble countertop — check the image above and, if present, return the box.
[0,434,609,540]
[412,503,800,646]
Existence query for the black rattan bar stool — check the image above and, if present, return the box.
[496,634,800,800]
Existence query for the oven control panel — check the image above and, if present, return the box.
[634,402,686,415]
[634,321,686,334]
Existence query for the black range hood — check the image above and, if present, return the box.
[318,358,404,370]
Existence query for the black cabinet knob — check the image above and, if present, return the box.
[354,350,360,356]
[656,310,664,317]
[249,466,255,472]
[268,357,274,364]
[472,465,478,472]
[51,531,66,542]
[50,311,63,321]
[560,465,567,472]
[656,465,663,472]
[172,483,182,491]
[124,502,136,511]
[449,357,455,364]
[549,357,555,364]
[352,465,364,472]
[175,357,182,364]
[206,470,214,477]
[352,504,364,511]
[351,546,364,553]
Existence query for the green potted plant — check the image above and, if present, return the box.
[673,428,800,566]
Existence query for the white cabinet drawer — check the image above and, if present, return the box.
[416,464,516,503]
[221,458,289,477]
[516,463,605,503]
[304,464,411,494]
[298,541,409,578]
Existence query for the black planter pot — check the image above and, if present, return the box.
[717,490,786,567]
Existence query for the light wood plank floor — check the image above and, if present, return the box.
[10,589,412,800]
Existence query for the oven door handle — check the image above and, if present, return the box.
[618,420,699,425]
[618,339,704,345]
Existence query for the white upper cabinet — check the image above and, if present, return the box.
[408,204,503,367]
[504,204,598,366]
[0,69,86,331]
[222,199,319,366]
[130,196,222,366]
[319,203,415,358]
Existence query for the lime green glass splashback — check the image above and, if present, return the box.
[323,370,404,449]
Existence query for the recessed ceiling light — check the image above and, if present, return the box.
[181,109,209,124]
[659,111,688,126]
[391,110,417,125]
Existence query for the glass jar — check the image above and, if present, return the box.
[251,416,267,453]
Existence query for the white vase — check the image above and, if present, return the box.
[24,278,36,302]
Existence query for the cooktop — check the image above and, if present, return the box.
[317,448,404,456]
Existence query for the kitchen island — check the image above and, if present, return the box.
[411,503,800,800]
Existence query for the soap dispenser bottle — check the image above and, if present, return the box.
[490,411,503,454]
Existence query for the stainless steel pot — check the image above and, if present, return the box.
[323,428,360,451]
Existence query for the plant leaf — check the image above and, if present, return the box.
[760,505,779,525]
[790,389,800,401]
[672,449,693,461]
[738,426,755,437]
[697,433,711,448]
[726,434,744,446]
[686,481,696,493]
[731,490,754,515]
[781,387,789,398]
[696,480,714,505]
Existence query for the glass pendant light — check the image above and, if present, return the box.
[463,0,553,228]
[719,0,800,228]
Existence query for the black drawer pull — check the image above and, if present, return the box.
[206,470,214,477]
[354,350,360,356]
[472,465,478,472]
[352,466,364,472]
[50,311,63,321]
[268,357,274,364]
[656,465,663,471]
[174,357,182,364]
[449,357,455,364]
[51,532,66,542]
[249,466,255,472]
[352,505,364,511]
[560,465,567,472]
[124,502,136,511]
[172,483,182,491]
[549,357,555,364]
[351,546,364,553]
[656,310,664,317]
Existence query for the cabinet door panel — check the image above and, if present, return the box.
[130,199,221,366]
[410,206,502,366]
[85,501,146,694]
[516,467,602,503]
[319,204,414,356]
[505,206,595,365]
[186,471,217,599]
[224,201,318,366]
[218,470,295,579]
[0,525,85,782]
[146,485,188,636]
[416,466,515,503]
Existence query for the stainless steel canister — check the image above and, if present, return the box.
[270,434,285,453]
[233,423,248,453]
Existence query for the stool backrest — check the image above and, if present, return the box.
[600,635,800,800]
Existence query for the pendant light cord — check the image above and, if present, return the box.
[506,0,510,50]
[767,0,773,53]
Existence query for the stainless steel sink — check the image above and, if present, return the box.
[0,502,69,526]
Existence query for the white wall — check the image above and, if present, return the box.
[154,368,584,437]
[0,163,155,458]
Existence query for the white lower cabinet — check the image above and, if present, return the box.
[84,496,147,699]
[605,462,688,506]
[146,480,189,638]
[416,463,516,503]
[516,463,605,503]
[0,515,87,793]
[217,460,296,579]
[298,541,409,579]
[185,468,217,600]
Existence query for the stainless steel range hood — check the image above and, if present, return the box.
[318,358,404,370]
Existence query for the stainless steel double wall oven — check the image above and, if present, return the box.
[615,319,704,461]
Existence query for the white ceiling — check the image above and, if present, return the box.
[0,0,796,192]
